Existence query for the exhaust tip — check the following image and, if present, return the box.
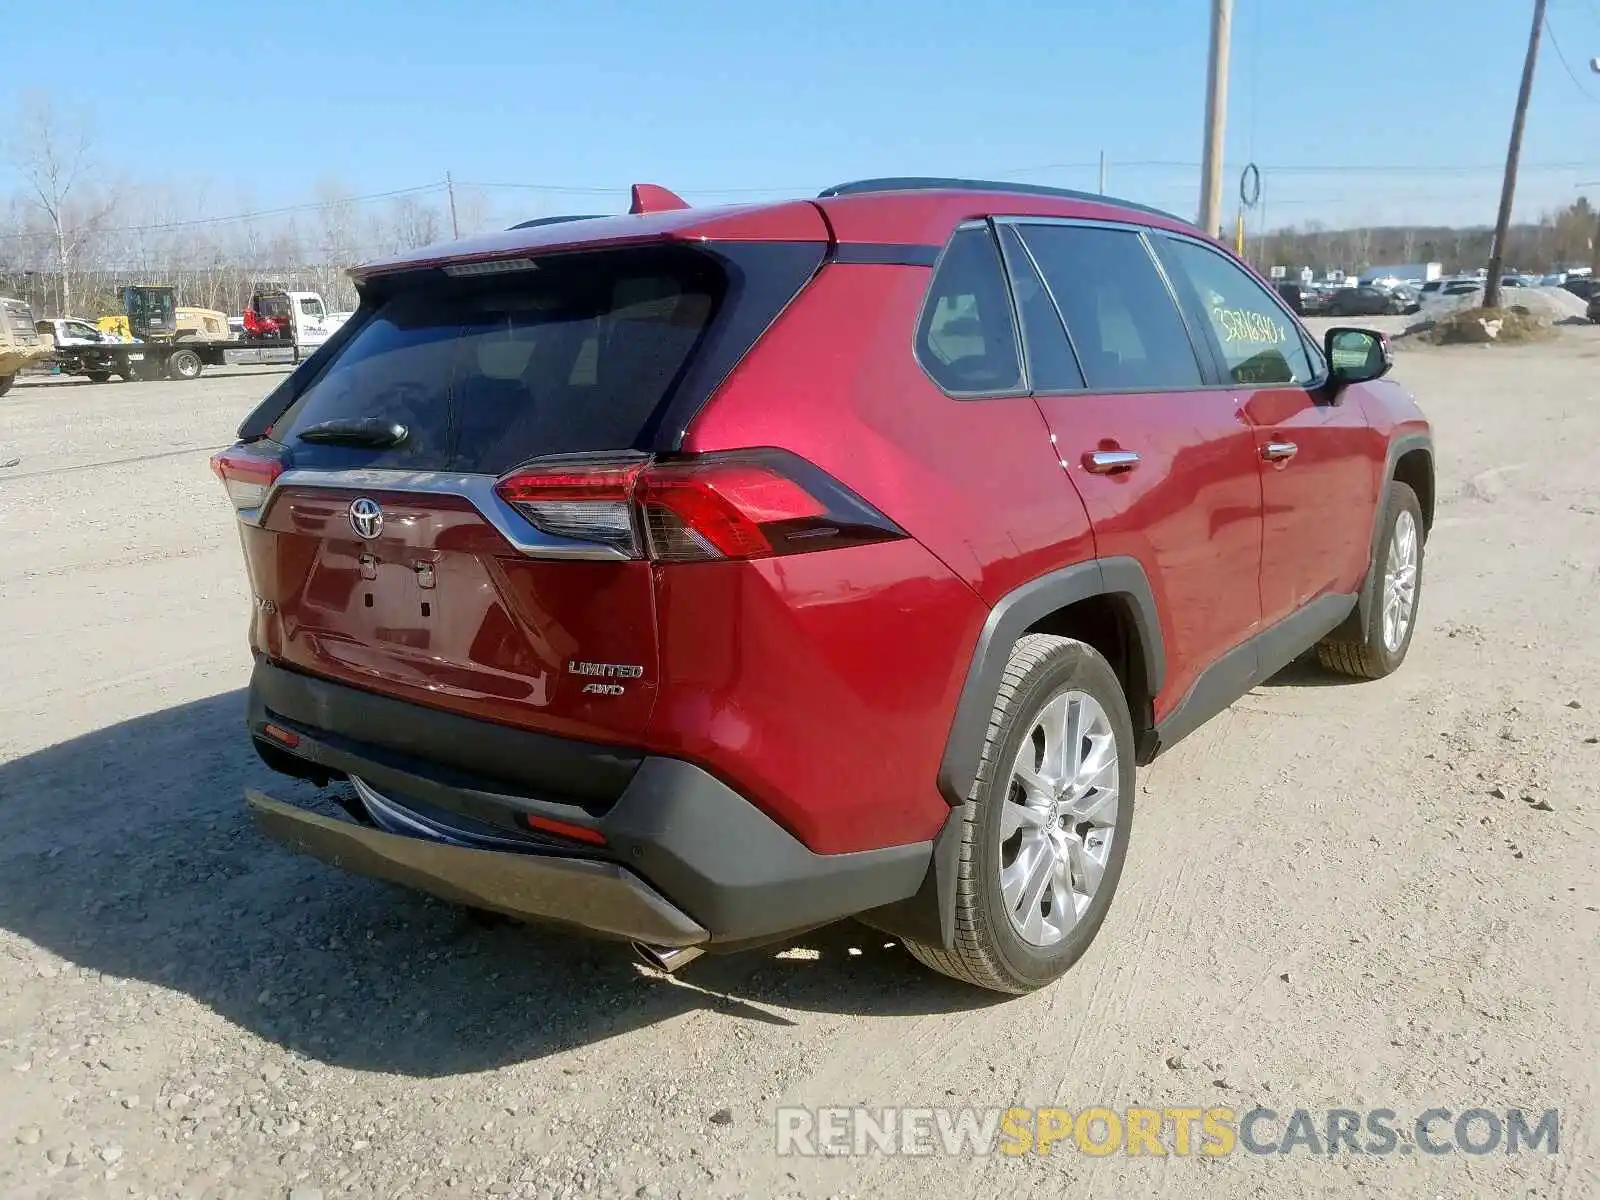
[633,942,705,973]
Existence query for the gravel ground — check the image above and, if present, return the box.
[0,342,1596,1199]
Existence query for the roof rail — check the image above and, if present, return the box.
[506,214,607,231]
[816,177,1193,227]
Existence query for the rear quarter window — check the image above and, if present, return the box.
[916,226,1023,395]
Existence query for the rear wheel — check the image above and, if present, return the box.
[86,370,111,384]
[902,635,1135,994]
[167,349,202,380]
[1317,482,1424,679]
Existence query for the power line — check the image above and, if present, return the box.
[1543,12,1600,103]
[0,182,448,243]
[8,159,1600,247]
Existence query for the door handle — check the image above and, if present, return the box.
[1083,449,1141,474]
[1261,441,1298,462]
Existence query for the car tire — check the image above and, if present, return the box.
[0,374,14,398]
[86,370,111,384]
[901,634,1135,994]
[1317,481,1424,680]
[167,349,202,380]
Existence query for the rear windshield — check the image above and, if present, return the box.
[273,246,725,474]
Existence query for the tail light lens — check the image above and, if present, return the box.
[494,449,904,562]
[495,456,648,557]
[209,446,285,510]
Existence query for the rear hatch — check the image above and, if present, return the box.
[219,239,825,746]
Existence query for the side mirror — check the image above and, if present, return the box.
[1325,326,1392,386]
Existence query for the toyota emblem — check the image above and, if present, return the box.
[348,497,383,540]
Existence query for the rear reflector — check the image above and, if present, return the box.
[519,812,608,846]
[494,449,904,562]
[261,723,300,748]
[210,446,286,510]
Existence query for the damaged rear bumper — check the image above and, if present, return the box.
[246,789,708,947]
[245,659,935,948]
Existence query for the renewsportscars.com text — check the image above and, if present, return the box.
[775,1105,1561,1158]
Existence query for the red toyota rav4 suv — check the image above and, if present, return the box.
[214,179,1432,994]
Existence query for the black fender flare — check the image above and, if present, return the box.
[936,555,1165,808]
[862,556,1165,951]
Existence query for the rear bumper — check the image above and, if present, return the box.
[247,789,708,946]
[247,659,932,948]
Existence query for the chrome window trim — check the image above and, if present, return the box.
[238,466,633,561]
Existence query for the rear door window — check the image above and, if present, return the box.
[273,246,724,474]
[1015,224,1204,391]
[916,226,1023,395]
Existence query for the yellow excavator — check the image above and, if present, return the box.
[97,286,231,343]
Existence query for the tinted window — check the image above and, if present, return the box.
[998,225,1084,391]
[1016,224,1203,391]
[1159,238,1314,386]
[274,246,724,473]
[916,226,1022,394]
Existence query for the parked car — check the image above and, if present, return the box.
[212,177,1433,995]
[1300,285,1331,315]
[1324,285,1406,316]
[1587,291,1600,324]
[1562,277,1599,302]
[1418,277,1484,315]
[1275,281,1309,315]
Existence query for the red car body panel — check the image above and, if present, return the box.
[1244,383,1385,623]
[242,488,662,744]
[1034,390,1264,722]
[647,541,985,854]
[814,190,1198,247]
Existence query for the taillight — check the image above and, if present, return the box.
[209,446,285,510]
[494,449,904,562]
[495,456,647,557]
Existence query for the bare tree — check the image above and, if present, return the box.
[386,196,442,251]
[6,94,116,317]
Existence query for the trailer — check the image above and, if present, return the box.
[34,286,338,383]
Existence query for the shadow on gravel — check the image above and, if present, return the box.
[1259,652,1350,689]
[0,691,988,1078]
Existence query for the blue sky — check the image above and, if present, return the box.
[6,0,1600,232]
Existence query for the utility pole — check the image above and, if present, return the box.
[446,171,460,239]
[1198,0,1233,238]
[1098,150,1107,195]
[1485,0,1546,310]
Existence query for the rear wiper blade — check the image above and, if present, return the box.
[297,418,409,448]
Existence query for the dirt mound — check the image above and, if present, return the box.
[1431,285,1586,324]
[1424,306,1552,345]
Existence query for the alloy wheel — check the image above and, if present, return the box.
[999,689,1120,947]
[1383,508,1419,652]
